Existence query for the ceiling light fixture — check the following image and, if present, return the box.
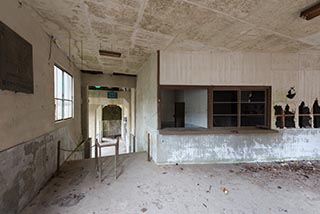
[300,2,320,20]
[99,50,122,58]
[113,72,137,77]
[81,70,104,75]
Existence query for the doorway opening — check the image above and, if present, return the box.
[88,86,135,157]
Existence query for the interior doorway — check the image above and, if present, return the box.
[88,86,135,157]
[174,102,185,127]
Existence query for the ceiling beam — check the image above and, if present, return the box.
[300,2,320,20]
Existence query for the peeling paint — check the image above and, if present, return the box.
[313,99,320,128]
[157,129,320,164]
[0,127,81,213]
[299,102,311,128]
[286,87,296,99]
[274,105,283,128]
[21,0,320,74]
[284,105,295,128]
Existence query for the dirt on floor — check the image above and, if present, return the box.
[21,153,320,214]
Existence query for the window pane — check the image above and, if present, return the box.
[54,66,63,99]
[241,91,265,102]
[64,101,72,119]
[213,116,237,127]
[213,91,237,102]
[64,72,72,100]
[213,103,237,114]
[55,99,63,120]
[241,116,265,126]
[241,103,265,114]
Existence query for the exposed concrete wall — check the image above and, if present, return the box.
[157,130,320,164]
[0,1,82,212]
[136,54,158,157]
[0,127,82,214]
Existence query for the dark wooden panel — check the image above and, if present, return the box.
[0,21,33,93]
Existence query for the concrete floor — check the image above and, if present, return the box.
[21,153,320,214]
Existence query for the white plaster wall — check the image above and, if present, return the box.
[0,0,82,151]
[160,50,320,129]
[184,89,208,128]
[136,54,158,156]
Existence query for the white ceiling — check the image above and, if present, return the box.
[21,0,320,74]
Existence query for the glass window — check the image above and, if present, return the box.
[212,87,270,128]
[54,65,73,121]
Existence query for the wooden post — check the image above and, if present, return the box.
[133,135,136,153]
[99,145,102,182]
[95,139,98,171]
[147,133,151,161]
[57,141,61,174]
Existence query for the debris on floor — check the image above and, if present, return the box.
[239,160,320,179]
[20,153,320,214]
[141,208,147,213]
[222,187,229,195]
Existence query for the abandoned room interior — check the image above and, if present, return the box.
[1,0,320,213]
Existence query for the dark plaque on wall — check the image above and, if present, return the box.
[0,21,33,93]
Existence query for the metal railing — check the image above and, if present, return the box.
[56,138,91,174]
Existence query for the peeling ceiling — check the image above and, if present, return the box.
[21,0,320,74]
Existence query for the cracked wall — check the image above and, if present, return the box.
[0,127,81,214]
[153,50,320,164]
[0,1,82,213]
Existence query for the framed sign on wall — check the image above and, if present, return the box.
[0,21,33,94]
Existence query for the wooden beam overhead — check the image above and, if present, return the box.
[300,2,320,20]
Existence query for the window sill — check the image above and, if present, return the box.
[159,127,279,135]
[55,117,74,124]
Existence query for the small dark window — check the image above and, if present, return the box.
[212,87,270,128]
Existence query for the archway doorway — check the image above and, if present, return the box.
[88,86,135,157]
[102,105,122,139]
